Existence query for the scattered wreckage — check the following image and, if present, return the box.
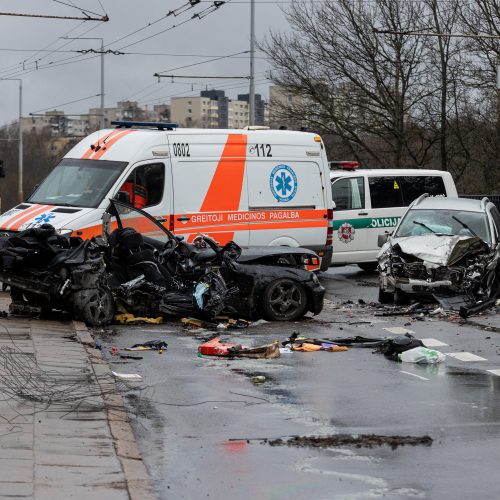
[378,196,500,317]
[0,200,325,326]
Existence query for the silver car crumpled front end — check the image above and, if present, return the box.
[378,234,500,298]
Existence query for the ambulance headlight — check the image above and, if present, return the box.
[57,228,73,236]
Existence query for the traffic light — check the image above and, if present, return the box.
[0,160,4,178]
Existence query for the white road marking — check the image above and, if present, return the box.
[383,327,415,335]
[420,338,448,347]
[400,370,429,381]
[487,369,500,376]
[445,352,487,362]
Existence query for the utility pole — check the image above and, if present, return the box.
[249,0,256,126]
[0,78,23,202]
[62,37,105,129]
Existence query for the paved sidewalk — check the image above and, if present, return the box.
[0,311,155,499]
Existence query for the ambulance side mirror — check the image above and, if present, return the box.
[378,232,391,247]
[115,191,131,205]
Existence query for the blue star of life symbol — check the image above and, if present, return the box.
[270,164,298,202]
[275,171,292,196]
[34,212,56,224]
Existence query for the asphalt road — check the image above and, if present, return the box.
[97,266,500,500]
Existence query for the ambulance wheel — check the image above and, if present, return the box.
[378,286,394,304]
[261,278,307,321]
[358,262,378,273]
[73,287,114,326]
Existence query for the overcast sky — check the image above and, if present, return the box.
[0,0,293,126]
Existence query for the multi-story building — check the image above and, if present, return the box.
[237,93,267,126]
[171,90,268,129]
[21,111,89,137]
[170,95,218,128]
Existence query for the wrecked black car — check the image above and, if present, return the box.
[0,200,324,326]
[378,195,500,315]
[106,200,325,322]
[0,225,114,324]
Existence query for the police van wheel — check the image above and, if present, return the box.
[358,262,378,273]
[73,287,114,326]
[378,286,394,304]
[262,278,308,321]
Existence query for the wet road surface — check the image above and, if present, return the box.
[97,266,500,500]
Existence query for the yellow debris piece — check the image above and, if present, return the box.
[114,313,163,325]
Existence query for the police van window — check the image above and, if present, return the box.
[369,177,404,208]
[119,163,165,209]
[331,177,365,210]
[401,176,446,205]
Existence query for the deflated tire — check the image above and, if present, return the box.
[72,287,115,326]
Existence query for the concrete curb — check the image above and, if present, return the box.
[73,320,157,500]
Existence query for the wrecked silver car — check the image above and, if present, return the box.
[378,196,500,315]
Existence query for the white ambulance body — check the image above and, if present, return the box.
[0,124,334,270]
[329,164,458,270]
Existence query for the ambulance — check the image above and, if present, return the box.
[0,122,334,270]
[330,162,458,271]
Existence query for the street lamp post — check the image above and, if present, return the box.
[62,37,105,129]
[249,0,256,126]
[0,78,23,202]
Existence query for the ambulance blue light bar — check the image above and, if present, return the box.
[111,121,178,131]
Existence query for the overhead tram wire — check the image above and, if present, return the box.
[29,94,101,115]
[137,73,270,108]
[0,17,106,77]
[154,50,250,75]
[110,0,232,52]
[0,1,231,80]
[51,0,107,18]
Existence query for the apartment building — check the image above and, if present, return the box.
[21,111,89,137]
[171,90,267,129]
[20,101,171,138]
[170,95,219,128]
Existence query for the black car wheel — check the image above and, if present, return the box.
[261,278,307,321]
[358,262,378,273]
[378,286,394,304]
[73,287,114,326]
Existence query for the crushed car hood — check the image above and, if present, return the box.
[380,234,491,267]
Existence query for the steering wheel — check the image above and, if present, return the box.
[160,237,177,263]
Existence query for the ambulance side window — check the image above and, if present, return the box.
[121,163,165,208]
[369,177,404,208]
[331,177,365,210]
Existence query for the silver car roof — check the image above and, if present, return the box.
[412,197,487,212]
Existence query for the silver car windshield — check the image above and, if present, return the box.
[394,208,490,243]
[29,158,128,208]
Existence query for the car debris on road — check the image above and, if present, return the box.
[198,337,280,358]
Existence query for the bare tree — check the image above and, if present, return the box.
[263,0,434,167]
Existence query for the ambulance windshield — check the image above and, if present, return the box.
[29,158,128,208]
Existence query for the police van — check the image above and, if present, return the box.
[329,163,458,271]
[0,122,334,270]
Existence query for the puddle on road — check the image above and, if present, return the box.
[263,434,433,450]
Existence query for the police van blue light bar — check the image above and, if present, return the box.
[111,121,178,131]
